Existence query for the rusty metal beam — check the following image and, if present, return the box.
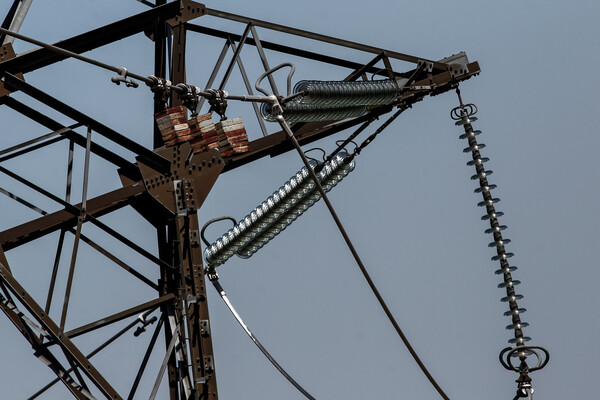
[0,294,90,400]
[2,96,139,179]
[202,6,445,69]
[186,23,411,79]
[64,295,173,340]
[2,73,170,172]
[0,1,182,76]
[0,183,146,250]
[0,263,124,400]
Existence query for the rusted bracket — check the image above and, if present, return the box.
[135,145,223,215]
[0,43,23,97]
[167,0,207,26]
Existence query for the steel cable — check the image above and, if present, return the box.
[210,278,317,400]
[275,112,452,400]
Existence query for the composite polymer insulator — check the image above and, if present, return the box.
[204,152,355,268]
[261,102,366,122]
[453,104,531,347]
[293,79,398,107]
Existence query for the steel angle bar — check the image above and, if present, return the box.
[0,186,157,292]
[186,24,410,79]
[59,126,93,332]
[2,73,170,172]
[63,295,172,340]
[0,294,90,400]
[0,164,74,209]
[250,26,280,97]
[29,312,149,400]
[127,316,164,400]
[345,51,390,82]
[203,7,445,69]
[74,233,159,290]
[0,186,47,215]
[229,38,268,137]
[46,229,66,316]
[0,123,82,157]
[0,1,22,46]
[149,313,183,400]
[85,215,174,270]
[218,23,252,91]
[0,183,146,250]
[2,97,138,176]
[0,0,32,46]
[46,141,76,315]
[196,40,230,112]
[0,1,182,76]
[0,136,65,163]
[0,263,123,400]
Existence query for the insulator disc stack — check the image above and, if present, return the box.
[454,105,531,347]
[204,152,355,268]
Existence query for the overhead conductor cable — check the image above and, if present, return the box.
[208,276,317,400]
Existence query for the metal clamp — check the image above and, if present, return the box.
[147,75,172,103]
[134,313,158,337]
[176,83,201,116]
[111,67,139,88]
[205,89,229,120]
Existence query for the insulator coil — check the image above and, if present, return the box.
[261,102,366,122]
[204,152,355,267]
[293,80,398,107]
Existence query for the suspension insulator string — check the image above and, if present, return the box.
[451,87,548,399]
[274,111,453,400]
[206,272,318,400]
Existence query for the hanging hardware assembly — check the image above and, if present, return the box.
[202,62,453,400]
[452,88,548,400]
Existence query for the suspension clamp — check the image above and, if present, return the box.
[176,83,200,116]
[147,75,172,103]
[206,89,229,121]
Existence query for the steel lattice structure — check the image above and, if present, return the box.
[0,1,483,399]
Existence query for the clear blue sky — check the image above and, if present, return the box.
[1,1,599,399]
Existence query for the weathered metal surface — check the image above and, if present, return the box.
[0,1,182,76]
[0,183,146,250]
[0,43,23,96]
[137,145,224,214]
